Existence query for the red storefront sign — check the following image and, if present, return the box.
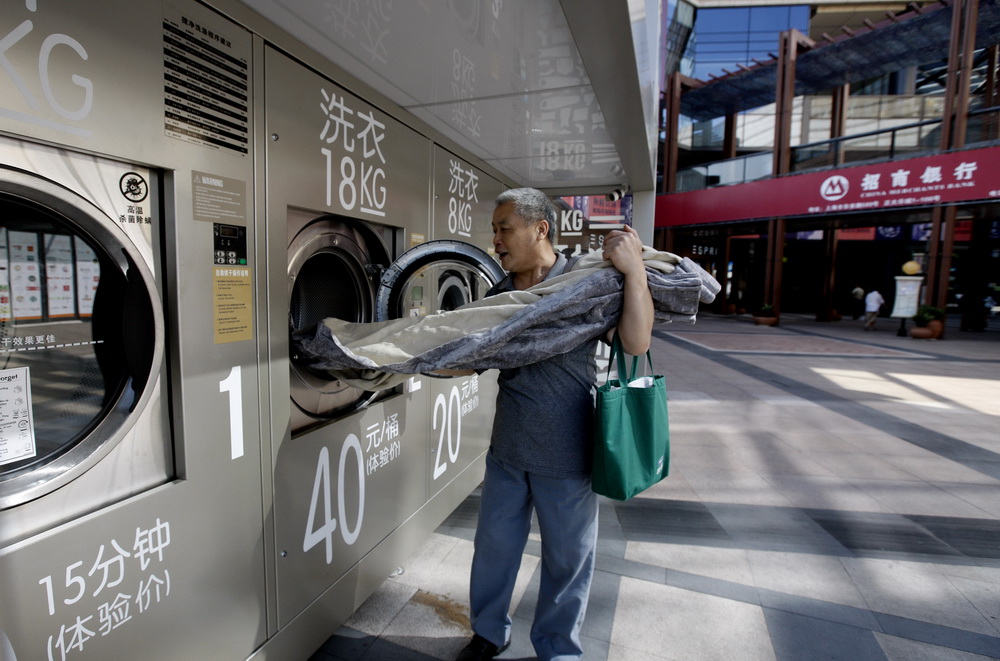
[656,145,1000,227]
[837,227,875,241]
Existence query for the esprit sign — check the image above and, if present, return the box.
[657,146,1000,227]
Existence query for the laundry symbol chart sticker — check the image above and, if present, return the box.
[0,366,36,466]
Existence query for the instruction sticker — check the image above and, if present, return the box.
[0,367,36,466]
[213,267,253,343]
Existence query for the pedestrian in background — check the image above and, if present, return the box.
[864,288,884,330]
[851,284,865,320]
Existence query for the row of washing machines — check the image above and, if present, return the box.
[0,1,509,659]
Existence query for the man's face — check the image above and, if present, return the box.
[491,201,546,274]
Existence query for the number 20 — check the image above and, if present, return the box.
[432,386,462,479]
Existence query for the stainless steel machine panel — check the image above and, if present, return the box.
[263,43,510,635]
[264,47,431,228]
[425,148,503,500]
[431,146,504,250]
[0,2,268,659]
[263,46,436,626]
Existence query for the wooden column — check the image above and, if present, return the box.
[939,0,964,150]
[927,0,978,331]
[664,73,682,194]
[663,73,704,194]
[763,217,786,315]
[663,227,675,253]
[926,206,944,305]
[936,206,958,311]
[831,83,850,166]
[986,45,999,142]
[766,30,811,314]
[773,31,796,176]
[718,230,732,313]
[773,29,814,176]
[951,0,979,150]
[723,112,738,160]
[817,226,840,321]
[658,91,668,195]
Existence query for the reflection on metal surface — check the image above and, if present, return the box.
[239,0,636,187]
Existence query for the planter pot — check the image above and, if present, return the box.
[752,316,779,326]
[910,319,944,339]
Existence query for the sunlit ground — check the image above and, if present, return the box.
[811,368,1000,415]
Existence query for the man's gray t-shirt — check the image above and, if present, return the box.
[486,253,599,479]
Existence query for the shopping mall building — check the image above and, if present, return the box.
[654,0,999,332]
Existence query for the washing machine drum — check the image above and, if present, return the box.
[0,170,162,509]
[288,225,501,426]
[288,218,389,424]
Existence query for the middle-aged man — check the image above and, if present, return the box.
[455,187,653,661]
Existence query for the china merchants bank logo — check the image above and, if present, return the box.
[819,175,849,201]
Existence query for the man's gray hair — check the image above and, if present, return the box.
[495,188,557,243]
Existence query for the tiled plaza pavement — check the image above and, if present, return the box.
[313,313,1000,661]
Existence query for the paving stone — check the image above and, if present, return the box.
[312,315,1000,661]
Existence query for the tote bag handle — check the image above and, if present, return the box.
[607,331,655,384]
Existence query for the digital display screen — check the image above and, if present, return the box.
[218,225,240,238]
[410,286,423,301]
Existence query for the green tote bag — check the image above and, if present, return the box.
[591,332,670,500]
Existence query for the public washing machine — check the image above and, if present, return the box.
[0,2,267,659]
[1,0,517,657]
[0,136,170,543]
[257,48,504,652]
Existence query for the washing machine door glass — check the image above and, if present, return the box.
[288,217,390,427]
[376,240,503,320]
[0,182,161,508]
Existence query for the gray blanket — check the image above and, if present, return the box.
[292,248,720,390]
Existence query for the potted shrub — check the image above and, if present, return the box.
[910,305,945,339]
[752,304,779,326]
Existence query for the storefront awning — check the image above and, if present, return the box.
[656,145,1000,226]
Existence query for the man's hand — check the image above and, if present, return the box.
[602,224,645,278]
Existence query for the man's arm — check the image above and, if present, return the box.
[602,225,654,355]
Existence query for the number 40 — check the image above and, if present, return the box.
[303,438,365,564]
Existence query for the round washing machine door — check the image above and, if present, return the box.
[375,240,504,319]
[288,217,390,425]
[0,167,163,509]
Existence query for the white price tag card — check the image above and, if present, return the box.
[0,366,36,466]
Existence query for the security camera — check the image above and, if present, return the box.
[606,188,626,202]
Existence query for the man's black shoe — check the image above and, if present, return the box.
[455,634,510,661]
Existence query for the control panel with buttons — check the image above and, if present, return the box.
[214,223,248,266]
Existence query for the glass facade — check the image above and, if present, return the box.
[660,1,1000,328]
[683,4,811,81]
